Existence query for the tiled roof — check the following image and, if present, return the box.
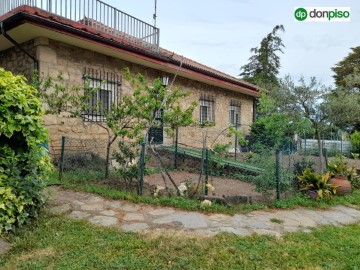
[159,48,257,90]
[0,5,259,94]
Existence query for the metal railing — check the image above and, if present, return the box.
[0,0,160,52]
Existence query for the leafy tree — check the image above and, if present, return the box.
[35,68,196,179]
[261,73,360,172]
[332,46,360,88]
[240,25,285,88]
[328,67,360,131]
[249,91,312,151]
[0,68,52,234]
[269,76,333,172]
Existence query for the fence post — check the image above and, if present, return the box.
[323,148,328,168]
[138,142,146,195]
[59,136,66,181]
[275,149,280,200]
[174,127,179,168]
[234,120,238,161]
[340,136,343,154]
[205,147,209,196]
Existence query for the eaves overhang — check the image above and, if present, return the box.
[0,6,260,97]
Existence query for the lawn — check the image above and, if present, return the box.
[1,213,359,269]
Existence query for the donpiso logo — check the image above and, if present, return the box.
[294,7,351,22]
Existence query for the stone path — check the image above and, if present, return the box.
[47,187,360,237]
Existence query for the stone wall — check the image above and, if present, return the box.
[0,40,36,80]
[2,37,255,156]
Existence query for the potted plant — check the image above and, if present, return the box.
[326,154,354,195]
[298,168,337,201]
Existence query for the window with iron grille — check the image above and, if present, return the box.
[229,100,241,126]
[199,95,215,124]
[82,68,121,121]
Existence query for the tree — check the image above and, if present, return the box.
[249,91,312,151]
[328,67,360,131]
[240,25,285,88]
[36,68,196,179]
[269,76,333,172]
[332,46,360,88]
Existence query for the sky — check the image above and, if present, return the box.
[106,0,360,86]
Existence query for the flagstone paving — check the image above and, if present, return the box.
[46,187,360,237]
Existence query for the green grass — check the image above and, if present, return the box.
[1,213,360,269]
[274,191,360,209]
[47,170,360,215]
[270,218,284,224]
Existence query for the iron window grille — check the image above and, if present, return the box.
[229,100,241,126]
[82,68,121,122]
[199,94,215,124]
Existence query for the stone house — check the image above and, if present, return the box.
[0,1,259,156]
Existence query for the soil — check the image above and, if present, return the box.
[98,154,360,205]
[144,171,262,198]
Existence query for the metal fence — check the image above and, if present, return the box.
[54,126,358,205]
[300,138,352,156]
[0,0,160,52]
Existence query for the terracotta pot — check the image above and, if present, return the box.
[328,175,352,196]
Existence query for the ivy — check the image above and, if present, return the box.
[0,68,52,235]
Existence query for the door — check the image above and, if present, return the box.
[148,109,163,144]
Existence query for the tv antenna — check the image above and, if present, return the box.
[153,0,157,27]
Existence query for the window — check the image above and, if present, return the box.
[83,68,121,121]
[199,95,215,124]
[229,100,241,126]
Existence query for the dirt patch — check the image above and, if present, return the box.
[144,171,262,198]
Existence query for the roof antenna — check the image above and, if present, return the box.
[153,0,157,27]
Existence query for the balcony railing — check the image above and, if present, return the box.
[0,0,160,52]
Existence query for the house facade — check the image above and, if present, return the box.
[0,1,259,155]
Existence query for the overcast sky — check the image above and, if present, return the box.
[107,0,360,86]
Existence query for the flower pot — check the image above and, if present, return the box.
[328,175,352,196]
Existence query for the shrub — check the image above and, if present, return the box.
[293,158,314,176]
[298,168,337,201]
[62,152,106,172]
[239,150,293,194]
[0,68,52,234]
[213,143,231,158]
[350,131,360,154]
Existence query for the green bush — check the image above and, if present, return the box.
[213,143,231,158]
[298,168,336,201]
[238,150,293,194]
[0,68,52,234]
[350,131,360,154]
[62,152,106,172]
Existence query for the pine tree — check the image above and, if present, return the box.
[240,25,285,89]
[332,46,360,88]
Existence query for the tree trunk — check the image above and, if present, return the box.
[105,139,111,179]
[316,128,323,173]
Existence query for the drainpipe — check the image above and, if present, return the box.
[0,21,38,70]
